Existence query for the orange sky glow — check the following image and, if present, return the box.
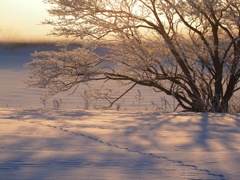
[0,0,54,42]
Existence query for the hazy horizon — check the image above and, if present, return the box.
[0,0,52,42]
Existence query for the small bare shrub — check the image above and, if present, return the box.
[82,90,92,110]
[134,90,144,110]
[53,98,64,110]
[40,96,48,108]
[116,103,121,111]
[151,96,171,111]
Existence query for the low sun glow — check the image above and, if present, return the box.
[0,0,52,42]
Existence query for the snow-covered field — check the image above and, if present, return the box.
[0,109,240,180]
[0,43,174,110]
[0,44,240,179]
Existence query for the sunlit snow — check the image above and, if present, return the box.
[0,109,239,179]
[0,44,239,180]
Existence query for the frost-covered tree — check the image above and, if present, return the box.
[26,0,240,112]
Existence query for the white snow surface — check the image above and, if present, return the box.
[0,108,239,180]
[0,44,240,179]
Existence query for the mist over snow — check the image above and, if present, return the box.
[0,43,175,110]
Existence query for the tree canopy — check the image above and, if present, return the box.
[26,0,240,112]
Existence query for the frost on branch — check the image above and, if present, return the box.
[26,47,105,96]
[27,0,240,112]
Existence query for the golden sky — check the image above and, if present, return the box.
[0,0,53,42]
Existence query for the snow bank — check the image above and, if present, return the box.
[0,109,239,179]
